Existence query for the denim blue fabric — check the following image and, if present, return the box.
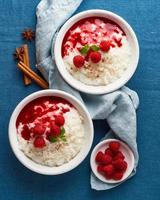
[0,0,160,199]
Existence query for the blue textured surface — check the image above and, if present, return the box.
[0,0,160,199]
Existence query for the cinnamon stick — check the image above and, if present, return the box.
[21,44,32,85]
[17,61,49,89]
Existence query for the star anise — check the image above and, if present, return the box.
[13,47,24,61]
[22,29,35,41]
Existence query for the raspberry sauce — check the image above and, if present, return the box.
[16,96,72,128]
[62,17,125,57]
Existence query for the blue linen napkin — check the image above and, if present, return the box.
[36,0,139,190]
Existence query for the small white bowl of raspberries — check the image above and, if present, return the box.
[90,139,135,183]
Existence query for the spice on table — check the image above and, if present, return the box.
[17,61,49,89]
[21,44,32,85]
[13,28,47,89]
[22,29,35,41]
[13,45,32,85]
[13,47,24,62]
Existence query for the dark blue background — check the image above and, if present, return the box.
[0,0,160,199]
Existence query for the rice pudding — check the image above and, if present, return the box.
[16,96,85,167]
[62,17,132,86]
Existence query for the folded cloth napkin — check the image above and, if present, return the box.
[36,0,139,190]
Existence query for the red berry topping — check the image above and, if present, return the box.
[101,154,112,165]
[21,125,30,140]
[113,172,123,180]
[33,137,46,148]
[114,37,122,47]
[103,164,115,176]
[95,141,128,181]
[100,40,110,52]
[34,107,43,116]
[33,123,45,136]
[109,141,120,153]
[89,52,101,63]
[62,108,70,113]
[113,151,125,160]
[95,151,104,163]
[113,159,128,171]
[73,55,85,68]
[50,123,61,137]
[105,148,113,157]
[55,115,65,126]
[105,174,113,180]
[97,165,104,173]
[85,49,92,61]
[45,130,50,141]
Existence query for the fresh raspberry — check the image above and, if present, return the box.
[55,115,65,126]
[21,125,30,140]
[33,136,46,148]
[50,123,61,137]
[89,52,101,63]
[105,148,113,157]
[95,151,104,163]
[85,49,93,61]
[103,164,115,176]
[113,151,125,160]
[100,40,110,52]
[73,55,85,68]
[33,123,45,136]
[105,174,112,180]
[49,120,55,126]
[97,165,104,173]
[113,159,128,171]
[109,141,120,153]
[113,172,123,180]
[101,154,112,165]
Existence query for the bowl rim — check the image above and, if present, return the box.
[8,89,94,175]
[90,138,135,184]
[54,9,140,95]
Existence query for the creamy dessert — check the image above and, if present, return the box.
[16,96,85,167]
[62,17,132,86]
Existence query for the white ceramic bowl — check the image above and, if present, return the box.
[54,9,139,95]
[90,139,135,183]
[8,89,94,175]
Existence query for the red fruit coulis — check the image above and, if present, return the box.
[16,96,72,140]
[62,17,125,57]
